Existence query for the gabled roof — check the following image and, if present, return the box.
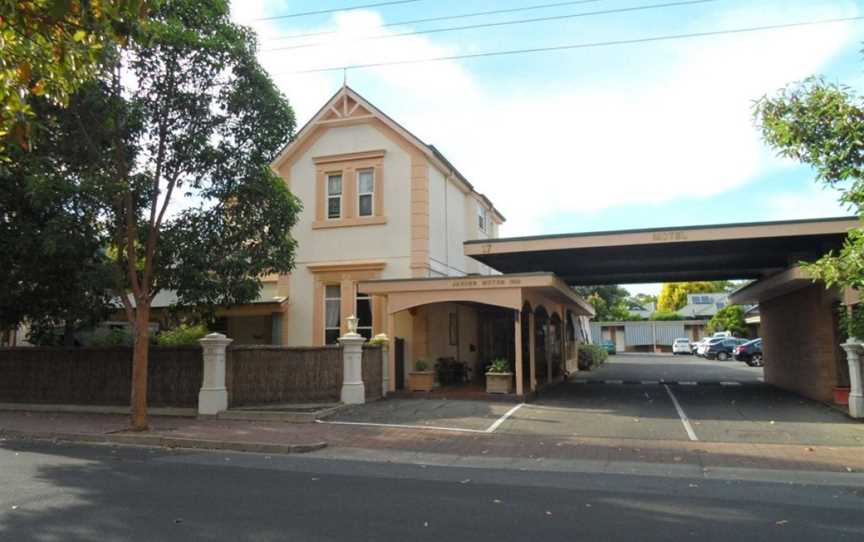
[271,85,504,223]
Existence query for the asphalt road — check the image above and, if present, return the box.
[2,440,863,542]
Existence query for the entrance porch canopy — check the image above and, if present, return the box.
[359,272,594,397]
[359,272,594,317]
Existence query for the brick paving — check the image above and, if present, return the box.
[1,410,862,474]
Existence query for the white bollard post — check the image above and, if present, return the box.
[373,333,390,397]
[842,342,864,418]
[339,316,366,404]
[198,332,232,416]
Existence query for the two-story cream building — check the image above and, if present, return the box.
[225,86,592,396]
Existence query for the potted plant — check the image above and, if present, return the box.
[485,358,514,394]
[408,359,435,392]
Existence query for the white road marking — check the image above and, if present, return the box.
[678,381,698,386]
[315,403,526,435]
[485,403,525,433]
[605,380,623,385]
[641,380,659,385]
[663,384,699,442]
[720,381,742,387]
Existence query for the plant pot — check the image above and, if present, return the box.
[485,372,514,394]
[833,386,850,406]
[408,371,435,392]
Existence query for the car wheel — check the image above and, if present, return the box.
[751,354,763,367]
[717,352,729,361]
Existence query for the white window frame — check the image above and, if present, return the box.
[357,169,374,217]
[326,173,342,220]
[324,284,341,344]
[477,204,488,232]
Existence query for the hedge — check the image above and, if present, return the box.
[578,344,608,371]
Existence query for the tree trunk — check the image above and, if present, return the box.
[63,321,75,347]
[130,303,151,431]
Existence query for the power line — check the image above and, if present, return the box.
[264,0,716,52]
[263,0,610,41]
[276,15,864,75]
[255,0,424,22]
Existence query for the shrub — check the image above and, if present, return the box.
[578,344,608,371]
[486,358,511,374]
[155,324,208,346]
[414,359,429,371]
[89,327,133,347]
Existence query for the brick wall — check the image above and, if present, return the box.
[761,284,844,402]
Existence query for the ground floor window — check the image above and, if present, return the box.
[356,290,373,340]
[325,285,341,344]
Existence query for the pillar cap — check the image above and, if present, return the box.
[198,332,233,346]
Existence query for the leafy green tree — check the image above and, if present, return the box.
[656,281,731,312]
[51,0,300,430]
[705,305,747,337]
[0,95,115,345]
[0,0,149,151]
[756,77,863,293]
[575,285,632,321]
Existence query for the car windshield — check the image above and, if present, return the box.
[674,339,689,344]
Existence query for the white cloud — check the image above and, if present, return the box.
[767,185,851,221]
[234,0,861,236]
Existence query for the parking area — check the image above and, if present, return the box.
[325,355,864,446]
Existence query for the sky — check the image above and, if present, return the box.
[231,0,864,295]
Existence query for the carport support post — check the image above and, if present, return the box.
[514,311,523,396]
[198,332,232,416]
[528,311,537,391]
[841,342,864,418]
[339,316,366,405]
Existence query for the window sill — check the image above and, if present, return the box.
[312,216,387,229]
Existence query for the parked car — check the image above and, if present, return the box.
[672,338,691,355]
[705,338,749,361]
[734,338,763,367]
[712,331,732,339]
[600,340,616,355]
[696,337,723,357]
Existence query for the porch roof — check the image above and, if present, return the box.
[358,272,594,317]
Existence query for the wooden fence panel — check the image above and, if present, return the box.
[0,347,201,407]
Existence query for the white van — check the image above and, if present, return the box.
[712,331,732,339]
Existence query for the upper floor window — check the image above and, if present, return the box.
[357,169,374,217]
[477,205,488,232]
[327,174,342,219]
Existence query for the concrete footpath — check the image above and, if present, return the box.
[1,410,863,483]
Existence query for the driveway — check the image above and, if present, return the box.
[502,354,864,447]
[326,354,864,447]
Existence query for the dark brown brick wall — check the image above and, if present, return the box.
[761,284,844,403]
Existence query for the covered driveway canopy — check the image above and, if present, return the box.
[464,217,858,285]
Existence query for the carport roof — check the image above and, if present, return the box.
[464,217,858,285]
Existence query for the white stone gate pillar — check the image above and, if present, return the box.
[339,316,366,404]
[842,342,864,418]
[198,332,232,416]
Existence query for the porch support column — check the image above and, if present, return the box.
[387,309,397,392]
[528,311,537,391]
[514,310,523,396]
